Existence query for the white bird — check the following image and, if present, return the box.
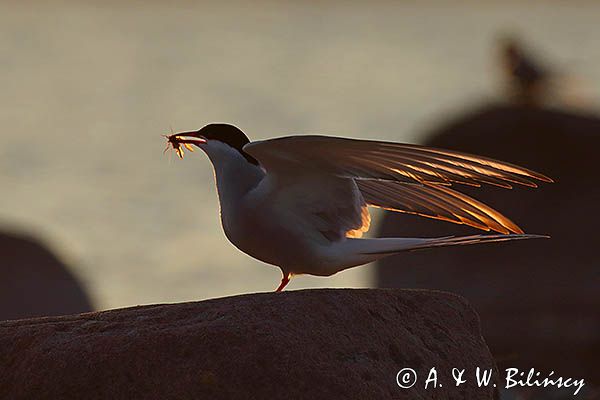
[165,124,552,291]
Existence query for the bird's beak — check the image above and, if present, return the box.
[171,130,207,145]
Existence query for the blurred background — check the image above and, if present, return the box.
[1,2,598,308]
[2,2,600,396]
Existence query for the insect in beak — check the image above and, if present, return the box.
[163,132,207,159]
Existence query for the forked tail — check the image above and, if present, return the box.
[353,233,548,257]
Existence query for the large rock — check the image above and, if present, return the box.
[0,289,498,399]
[377,104,600,384]
[0,231,94,321]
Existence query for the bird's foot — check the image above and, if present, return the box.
[275,273,291,292]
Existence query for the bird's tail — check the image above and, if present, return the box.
[352,233,547,257]
[328,234,547,274]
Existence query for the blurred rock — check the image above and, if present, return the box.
[0,231,93,320]
[376,104,600,384]
[0,289,497,400]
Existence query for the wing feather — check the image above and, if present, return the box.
[243,135,552,188]
[243,135,550,235]
[357,180,523,234]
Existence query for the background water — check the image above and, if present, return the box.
[1,1,599,310]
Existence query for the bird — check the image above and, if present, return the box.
[165,123,552,291]
[499,36,551,105]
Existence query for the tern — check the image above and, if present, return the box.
[165,124,552,291]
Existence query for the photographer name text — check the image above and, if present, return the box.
[396,367,585,395]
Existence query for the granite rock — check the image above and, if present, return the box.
[0,289,497,399]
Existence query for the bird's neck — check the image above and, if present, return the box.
[204,141,264,203]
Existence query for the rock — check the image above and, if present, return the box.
[0,289,497,400]
[376,104,600,384]
[0,231,94,321]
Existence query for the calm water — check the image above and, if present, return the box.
[1,1,599,309]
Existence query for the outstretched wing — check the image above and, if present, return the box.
[244,135,551,234]
[244,135,552,188]
[356,180,521,234]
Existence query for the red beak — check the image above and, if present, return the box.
[170,130,207,145]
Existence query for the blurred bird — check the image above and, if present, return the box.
[499,36,551,105]
[166,124,552,291]
[499,36,592,108]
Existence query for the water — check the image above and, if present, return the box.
[1,1,599,309]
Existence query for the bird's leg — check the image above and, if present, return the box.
[275,272,292,292]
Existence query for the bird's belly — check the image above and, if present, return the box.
[221,209,325,272]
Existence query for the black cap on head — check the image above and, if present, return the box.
[198,124,258,165]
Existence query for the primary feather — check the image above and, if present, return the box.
[356,180,522,234]
[243,135,552,187]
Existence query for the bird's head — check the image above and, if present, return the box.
[165,123,257,164]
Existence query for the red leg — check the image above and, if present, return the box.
[275,272,291,292]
